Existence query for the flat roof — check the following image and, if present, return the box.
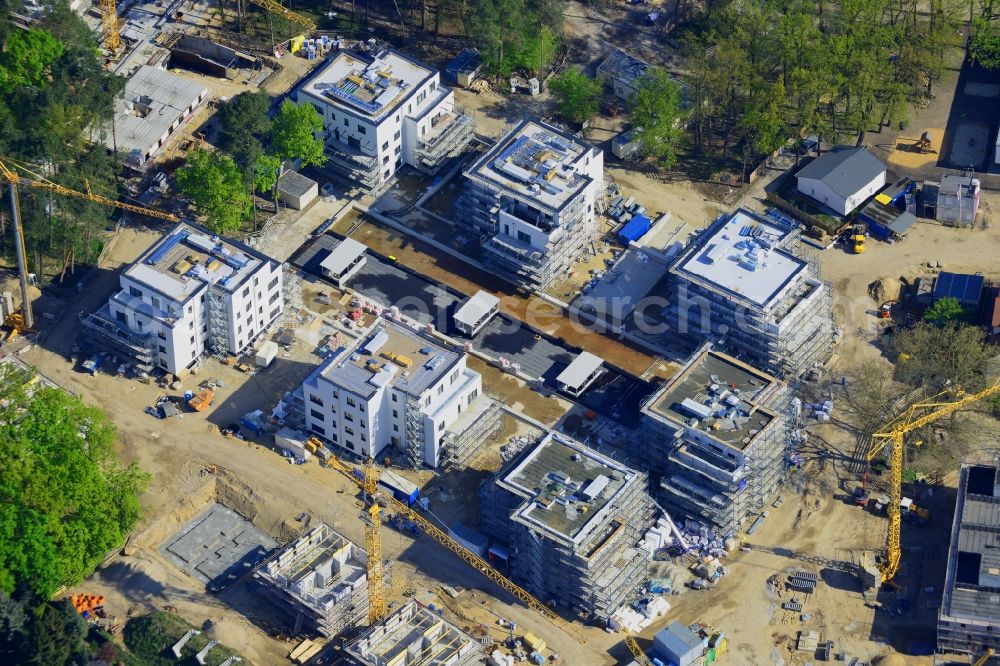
[453,290,499,328]
[124,222,269,304]
[105,66,207,159]
[556,351,604,389]
[465,119,595,212]
[318,317,460,399]
[673,209,806,307]
[942,465,1000,624]
[319,237,367,276]
[934,271,985,306]
[597,49,650,88]
[298,49,433,122]
[277,170,317,198]
[346,601,481,665]
[644,350,777,451]
[257,523,366,613]
[499,433,637,543]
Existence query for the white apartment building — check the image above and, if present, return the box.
[300,317,482,467]
[81,222,283,375]
[463,120,604,289]
[295,46,474,190]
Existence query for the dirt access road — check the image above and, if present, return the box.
[18,226,615,665]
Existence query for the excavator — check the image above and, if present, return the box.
[865,380,1000,586]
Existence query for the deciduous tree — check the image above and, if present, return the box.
[270,100,326,168]
[0,366,148,600]
[549,68,602,124]
[629,68,684,168]
[176,149,252,235]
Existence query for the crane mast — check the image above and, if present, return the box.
[869,380,1000,583]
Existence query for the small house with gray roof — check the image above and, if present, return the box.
[795,146,886,216]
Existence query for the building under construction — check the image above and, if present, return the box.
[256,523,384,637]
[641,349,790,536]
[345,601,482,665]
[439,397,504,468]
[663,208,834,377]
[938,463,1000,655]
[479,433,655,621]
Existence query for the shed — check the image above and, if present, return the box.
[448,523,489,557]
[933,272,985,308]
[652,621,706,666]
[319,237,367,287]
[611,129,643,160]
[453,290,500,337]
[555,351,604,397]
[445,48,482,87]
[796,146,886,216]
[256,340,278,367]
[618,214,652,244]
[277,170,318,210]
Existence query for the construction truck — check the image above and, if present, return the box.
[900,497,930,526]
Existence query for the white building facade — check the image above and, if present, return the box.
[300,317,482,467]
[463,120,604,290]
[83,223,283,375]
[295,47,474,190]
[795,146,886,216]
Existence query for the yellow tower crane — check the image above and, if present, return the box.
[323,452,586,642]
[247,0,316,31]
[0,157,179,336]
[101,0,121,52]
[867,380,1000,584]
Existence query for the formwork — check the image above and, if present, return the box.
[346,600,483,665]
[255,524,389,637]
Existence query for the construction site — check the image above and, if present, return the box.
[2,1,1000,664]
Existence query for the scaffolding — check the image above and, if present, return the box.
[205,283,229,355]
[346,601,483,666]
[402,395,424,468]
[440,397,503,468]
[413,109,475,172]
[79,307,156,372]
[256,524,388,638]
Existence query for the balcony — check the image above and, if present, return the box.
[413,109,474,171]
[323,136,382,188]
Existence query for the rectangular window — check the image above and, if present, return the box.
[358,126,367,135]
[309,394,323,406]
[151,296,160,309]
[382,141,389,150]
[394,146,401,156]
[157,330,166,340]
[346,397,356,407]
[129,286,142,298]
[243,286,250,297]
[158,345,167,353]
[311,423,325,435]
[270,307,280,319]
[393,424,399,432]
[116,310,127,324]
[392,410,398,418]
[345,426,354,436]
[394,130,401,140]
[190,336,195,344]
[267,277,279,291]
[437,384,444,395]
[343,118,349,126]
[383,156,389,165]
[518,230,531,243]
[344,413,354,422]
[310,409,324,419]
[392,394,398,403]
[269,292,280,304]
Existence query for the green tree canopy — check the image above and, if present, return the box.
[549,68,602,124]
[0,366,147,599]
[970,16,1000,70]
[219,91,272,181]
[0,29,63,94]
[629,68,684,168]
[890,321,991,393]
[270,100,326,167]
[254,153,282,197]
[466,0,562,75]
[924,296,966,325]
[176,149,252,235]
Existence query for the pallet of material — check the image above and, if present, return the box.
[781,601,803,612]
[787,578,817,593]
[790,570,818,583]
[289,638,323,664]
